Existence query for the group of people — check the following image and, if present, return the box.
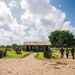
[60,47,75,59]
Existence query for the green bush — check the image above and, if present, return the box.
[0,50,7,58]
[44,50,52,58]
[15,48,21,54]
[0,50,3,58]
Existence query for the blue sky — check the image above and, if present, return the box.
[0,0,75,45]
[51,0,75,27]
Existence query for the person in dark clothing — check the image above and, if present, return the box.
[71,47,75,59]
[60,47,64,58]
[66,48,69,58]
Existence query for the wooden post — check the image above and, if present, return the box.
[31,46,32,49]
[39,46,40,52]
[26,46,29,51]
[24,46,26,51]
[43,46,45,52]
[26,46,27,51]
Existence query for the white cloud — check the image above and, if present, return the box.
[20,0,75,42]
[0,1,13,26]
[0,0,75,45]
[8,0,17,8]
[9,19,26,36]
[0,28,25,45]
[21,10,33,24]
[0,1,26,45]
[21,0,51,16]
[20,0,72,42]
[62,21,75,34]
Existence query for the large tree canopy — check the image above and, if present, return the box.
[49,30,75,47]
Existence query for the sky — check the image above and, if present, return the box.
[51,0,75,27]
[0,0,75,45]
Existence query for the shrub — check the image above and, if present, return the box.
[0,50,7,58]
[15,48,21,54]
[44,50,52,58]
[0,50,3,58]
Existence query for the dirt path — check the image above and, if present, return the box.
[0,53,75,75]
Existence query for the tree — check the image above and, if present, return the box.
[11,44,18,49]
[1,45,5,48]
[49,30,75,47]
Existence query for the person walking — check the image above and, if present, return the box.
[71,47,75,59]
[66,48,69,58]
[60,47,64,58]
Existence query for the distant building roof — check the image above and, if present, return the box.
[23,41,51,46]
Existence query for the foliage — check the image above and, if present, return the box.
[50,47,59,51]
[15,47,21,54]
[44,50,52,58]
[0,50,4,58]
[36,52,60,59]
[0,49,7,58]
[4,49,32,58]
[11,44,18,49]
[0,44,32,58]
[49,30,75,47]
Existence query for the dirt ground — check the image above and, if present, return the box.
[0,53,75,75]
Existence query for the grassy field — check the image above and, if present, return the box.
[36,52,60,59]
[51,47,71,51]
[50,48,60,51]
[4,50,32,58]
[50,47,72,54]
